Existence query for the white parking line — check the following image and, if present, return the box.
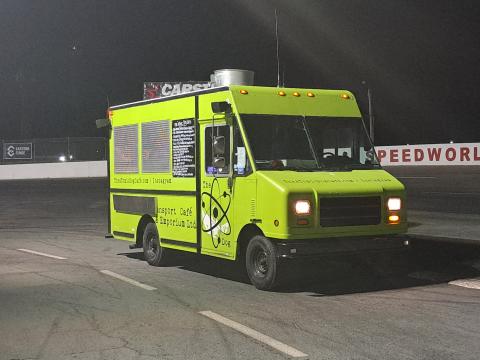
[199,310,308,358]
[17,248,67,260]
[448,278,480,290]
[100,270,157,291]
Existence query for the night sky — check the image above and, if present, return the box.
[1,0,479,145]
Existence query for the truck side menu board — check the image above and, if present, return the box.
[172,118,195,177]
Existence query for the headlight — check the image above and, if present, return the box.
[295,200,311,215]
[387,197,402,211]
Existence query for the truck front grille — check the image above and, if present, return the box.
[320,196,381,227]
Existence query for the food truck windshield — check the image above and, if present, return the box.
[240,114,380,171]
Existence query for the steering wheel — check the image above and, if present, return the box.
[321,152,335,158]
[270,159,285,169]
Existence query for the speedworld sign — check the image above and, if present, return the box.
[3,142,33,160]
[143,82,212,99]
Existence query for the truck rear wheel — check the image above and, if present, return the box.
[143,222,167,266]
[246,235,279,290]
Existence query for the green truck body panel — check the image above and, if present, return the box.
[108,85,407,260]
[230,85,361,117]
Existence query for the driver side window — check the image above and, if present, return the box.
[205,125,230,176]
[233,121,251,176]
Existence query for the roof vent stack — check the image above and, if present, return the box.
[210,69,254,87]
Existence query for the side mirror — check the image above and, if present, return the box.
[96,118,110,129]
[213,136,225,155]
[213,157,225,169]
[211,101,231,114]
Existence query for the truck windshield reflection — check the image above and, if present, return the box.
[240,114,380,171]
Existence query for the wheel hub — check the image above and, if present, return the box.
[147,235,158,257]
[254,249,268,277]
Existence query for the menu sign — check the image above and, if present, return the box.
[172,119,196,177]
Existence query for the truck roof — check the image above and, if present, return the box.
[110,86,229,110]
[110,85,354,110]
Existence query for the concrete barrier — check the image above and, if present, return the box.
[0,161,107,180]
[2,142,480,180]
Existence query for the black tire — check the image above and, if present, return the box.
[142,222,167,266]
[245,235,279,290]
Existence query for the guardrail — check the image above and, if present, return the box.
[2,140,479,180]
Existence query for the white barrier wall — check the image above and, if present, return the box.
[376,143,480,166]
[0,161,107,180]
[1,143,480,179]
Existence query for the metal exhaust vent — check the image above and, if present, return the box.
[210,69,254,87]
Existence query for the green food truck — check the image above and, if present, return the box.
[104,83,407,290]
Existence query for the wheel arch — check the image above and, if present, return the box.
[136,214,156,248]
[236,223,264,261]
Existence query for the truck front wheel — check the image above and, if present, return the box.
[143,223,167,266]
[246,235,279,290]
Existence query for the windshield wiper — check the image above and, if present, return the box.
[318,166,353,172]
[260,165,317,172]
[341,163,379,170]
[281,166,318,172]
[300,116,321,168]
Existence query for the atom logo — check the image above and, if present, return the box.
[201,177,231,248]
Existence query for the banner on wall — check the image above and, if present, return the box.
[375,143,480,166]
[143,82,212,99]
[3,142,33,160]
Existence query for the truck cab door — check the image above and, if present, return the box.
[200,122,235,259]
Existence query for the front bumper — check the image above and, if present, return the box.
[275,235,409,259]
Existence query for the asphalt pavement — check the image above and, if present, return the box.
[1,175,480,360]
[385,166,480,242]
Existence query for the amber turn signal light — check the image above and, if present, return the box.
[296,218,309,226]
[388,215,400,224]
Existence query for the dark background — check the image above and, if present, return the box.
[1,0,479,145]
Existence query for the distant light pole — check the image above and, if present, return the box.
[68,43,80,126]
[361,81,375,143]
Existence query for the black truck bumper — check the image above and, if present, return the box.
[275,235,409,259]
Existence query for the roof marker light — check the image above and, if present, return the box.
[307,92,315,97]
[278,91,286,96]
[240,89,248,95]
[340,93,351,100]
[292,91,301,97]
